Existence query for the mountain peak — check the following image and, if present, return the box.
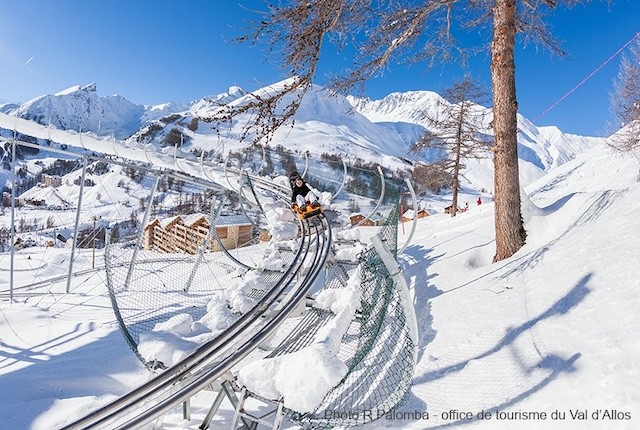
[54,83,97,97]
[81,82,97,92]
[227,86,245,97]
[11,82,143,139]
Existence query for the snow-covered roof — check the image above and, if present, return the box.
[147,213,252,229]
[215,214,252,226]
[182,213,207,227]
[158,216,182,228]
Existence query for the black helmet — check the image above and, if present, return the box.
[289,171,301,182]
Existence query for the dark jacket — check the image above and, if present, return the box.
[291,181,312,203]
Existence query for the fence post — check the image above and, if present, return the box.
[9,134,16,301]
[67,157,87,293]
[124,174,162,291]
[370,234,419,363]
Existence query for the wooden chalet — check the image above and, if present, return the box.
[401,209,431,223]
[144,213,253,254]
[349,213,382,227]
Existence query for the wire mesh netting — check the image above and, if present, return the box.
[1,133,419,427]
[103,166,286,368]
[278,182,418,429]
[0,143,113,295]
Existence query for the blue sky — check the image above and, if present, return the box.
[0,0,638,137]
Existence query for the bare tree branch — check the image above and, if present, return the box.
[207,0,603,260]
[609,37,640,156]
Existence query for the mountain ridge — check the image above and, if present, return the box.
[0,81,607,194]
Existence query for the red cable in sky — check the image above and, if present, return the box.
[532,31,640,124]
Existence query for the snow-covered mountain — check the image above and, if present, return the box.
[347,90,444,125]
[347,91,605,188]
[126,81,425,173]
[3,83,144,139]
[0,84,248,141]
[0,80,607,194]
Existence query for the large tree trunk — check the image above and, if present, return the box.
[490,0,526,262]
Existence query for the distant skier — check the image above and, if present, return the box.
[477,196,482,206]
[289,171,319,211]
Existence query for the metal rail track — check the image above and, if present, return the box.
[62,212,331,429]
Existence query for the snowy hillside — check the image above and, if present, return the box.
[1,80,607,197]
[1,137,638,429]
[364,140,640,430]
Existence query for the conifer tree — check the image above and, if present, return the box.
[412,75,492,217]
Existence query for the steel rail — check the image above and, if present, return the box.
[63,205,331,430]
[398,178,418,255]
[115,217,331,429]
[353,165,386,228]
[204,175,290,271]
[62,227,306,429]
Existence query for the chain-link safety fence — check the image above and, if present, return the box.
[276,179,418,429]
[103,165,292,369]
[0,132,418,428]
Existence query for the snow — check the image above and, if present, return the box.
[0,78,638,429]
[238,343,348,413]
[135,300,240,367]
[1,77,605,198]
[0,136,638,429]
[237,267,361,412]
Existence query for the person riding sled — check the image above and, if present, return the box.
[289,171,319,211]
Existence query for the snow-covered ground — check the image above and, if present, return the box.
[1,140,639,430]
